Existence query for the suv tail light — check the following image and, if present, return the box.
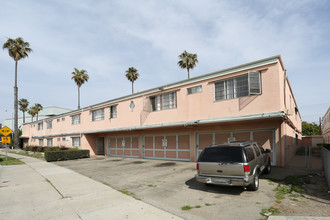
[196,163,199,171]
[243,164,250,173]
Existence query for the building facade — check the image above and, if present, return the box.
[22,55,302,167]
[322,107,330,143]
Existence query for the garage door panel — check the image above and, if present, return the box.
[199,134,213,150]
[132,149,139,156]
[109,136,139,158]
[166,136,176,149]
[178,135,189,149]
[155,136,163,149]
[145,137,153,149]
[215,133,230,144]
[253,131,274,162]
[233,132,250,141]
[155,151,164,158]
[145,150,153,157]
[110,149,116,155]
[178,151,190,159]
[166,151,176,158]
[132,137,139,149]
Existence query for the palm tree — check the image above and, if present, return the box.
[125,67,139,94]
[18,98,29,123]
[3,37,32,148]
[71,68,89,109]
[28,106,37,122]
[34,103,43,121]
[177,50,198,79]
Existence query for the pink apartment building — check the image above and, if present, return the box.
[322,107,330,143]
[22,55,302,167]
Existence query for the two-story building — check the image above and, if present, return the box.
[322,107,330,143]
[22,55,302,167]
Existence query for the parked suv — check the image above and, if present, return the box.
[195,141,271,191]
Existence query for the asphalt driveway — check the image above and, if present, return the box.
[54,156,281,220]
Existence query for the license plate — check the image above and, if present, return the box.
[207,178,228,183]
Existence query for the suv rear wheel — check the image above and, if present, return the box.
[247,174,259,191]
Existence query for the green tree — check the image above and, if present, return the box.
[34,103,43,121]
[3,37,32,148]
[18,98,29,123]
[302,121,321,136]
[71,68,89,109]
[28,106,37,122]
[177,50,198,79]
[125,67,139,94]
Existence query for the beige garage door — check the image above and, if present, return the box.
[196,129,276,165]
[143,134,190,161]
[107,136,139,158]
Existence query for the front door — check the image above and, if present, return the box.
[97,137,105,155]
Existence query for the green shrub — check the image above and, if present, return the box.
[44,150,90,162]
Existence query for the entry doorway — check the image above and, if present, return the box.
[96,137,105,155]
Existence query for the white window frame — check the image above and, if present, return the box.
[187,85,202,95]
[91,108,105,121]
[72,137,81,147]
[150,91,177,112]
[46,120,52,129]
[38,122,43,130]
[71,114,81,125]
[38,139,44,146]
[109,105,117,119]
[47,138,53,146]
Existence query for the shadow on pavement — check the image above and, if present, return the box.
[185,177,244,195]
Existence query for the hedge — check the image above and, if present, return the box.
[44,150,90,162]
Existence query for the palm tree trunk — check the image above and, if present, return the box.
[187,68,190,79]
[23,111,25,123]
[14,61,19,149]
[78,86,80,109]
[132,82,134,94]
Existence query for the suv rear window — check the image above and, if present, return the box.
[198,146,243,163]
[244,146,255,162]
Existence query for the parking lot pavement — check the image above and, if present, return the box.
[0,152,183,220]
[55,156,279,220]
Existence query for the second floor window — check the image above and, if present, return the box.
[46,120,52,129]
[214,71,261,101]
[71,114,81,125]
[92,108,104,121]
[187,85,202,95]
[150,91,177,112]
[38,122,43,130]
[109,105,117,118]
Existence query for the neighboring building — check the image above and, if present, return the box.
[2,106,72,130]
[22,55,302,167]
[321,107,330,143]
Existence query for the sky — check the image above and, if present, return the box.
[0,0,329,124]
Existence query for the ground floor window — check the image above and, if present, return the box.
[72,137,81,147]
[39,139,43,146]
[47,138,53,146]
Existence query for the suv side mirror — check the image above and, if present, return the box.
[265,149,272,153]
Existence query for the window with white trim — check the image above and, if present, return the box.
[71,114,81,125]
[62,137,66,141]
[39,139,43,146]
[187,85,202,95]
[47,138,53,146]
[62,117,65,121]
[109,105,117,118]
[214,72,261,101]
[150,91,177,111]
[46,120,52,129]
[91,108,104,121]
[38,122,43,130]
[72,137,81,147]
[57,119,60,122]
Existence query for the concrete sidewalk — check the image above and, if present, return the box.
[0,152,183,220]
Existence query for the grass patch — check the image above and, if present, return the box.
[267,179,275,185]
[275,200,281,204]
[195,205,201,208]
[147,184,157,187]
[9,150,44,159]
[256,202,261,204]
[103,182,110,187]
[0,154,24,165]
[118,189,140,200]
[205,203,212,206]
[274,185,291,200]
[181,205,193,210]
[260,206,280,217]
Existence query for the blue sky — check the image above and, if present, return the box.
[0,0,329,124]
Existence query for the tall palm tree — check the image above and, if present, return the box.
[3,37,32,148]
[28,106,37,122]
[125,67,139,94]
[71,68,89,109]
[177,50,198,79]
[18,98,29,123]
[34,103,43,121]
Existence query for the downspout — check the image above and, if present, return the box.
[284,69,287,109]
